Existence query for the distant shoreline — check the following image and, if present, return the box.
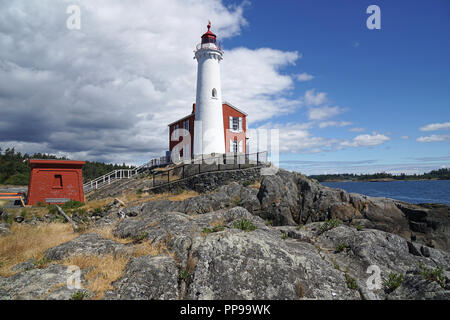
[318,178,446,183]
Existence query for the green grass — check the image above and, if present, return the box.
[71,290,89,300]
[233,219,256,232]
[318,219,341,234]
[133,232,148,243]
[179,270,190,281]
[62,200,84,210]
[335,243,347,253]
[33,256,51,268]
[354,224,364,231]
[281,233,288,240]
[345,274,358,290]
[419,263,445,288]
[202,225,225,235]
[384,273,403,293]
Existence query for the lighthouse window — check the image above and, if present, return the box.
[212,88,217,98]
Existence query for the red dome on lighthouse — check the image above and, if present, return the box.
[201,21,217,44]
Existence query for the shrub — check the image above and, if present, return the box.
[419,263,445,288]
[179,270,190,281]
[136,188,143,195]
[384,273,403,293]
[242,180,252,187]
[233,219,256,232]
[71,290,88,300]
[202,225,225,236]
[62,200,84,210]
[93,207,103,215]
[345,274,358,290]
[202,227,213,236]
[133,232,148,243]
[281,233,288,240]
[335,243,347,253]
[355,224,363,231]
[34,256,51,268]
[318,219,341,234]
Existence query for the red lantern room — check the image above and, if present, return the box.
[27,159,86,205]
[201,21,217,44]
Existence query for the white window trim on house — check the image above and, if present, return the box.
[229,116,243,133]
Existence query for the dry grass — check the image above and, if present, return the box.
[120,189,199,206]
[132,240,168,257]
[85,224,133,244]
[82,197,115,212]
[185,255,197,274]
[62,253,130,300]
[0,223,77,276]
[210,219,226,228]
[250,180,261,190]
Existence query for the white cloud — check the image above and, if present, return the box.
[318,121,352,129]
[419,122,450,131]
[295,72,314,82]
[417,134,450,143]
[304,89,327,106]
[341,133,390,147]
[0,0,303,164]
[401,135,409,140]
[308,106,345,121]
[254,123,337,154]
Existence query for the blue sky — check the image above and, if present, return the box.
[0,0,448,175]
[221,0,450,174]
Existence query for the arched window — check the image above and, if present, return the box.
[212,88,217,98]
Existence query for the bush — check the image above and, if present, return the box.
[133,232,148,243]
[345,274,358,290]
[202,225,225,236]
[62,200,84,210]
[71,290,88,300]
[419,263,445,288]
[354,224,363,231]
[242,180,252,187]
[384,273,403,293]
[233,219,256,232]
[318,219,341,234]
[335,243,347,253]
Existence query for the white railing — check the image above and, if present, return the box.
[83,158,167,193]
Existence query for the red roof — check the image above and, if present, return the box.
[29,159,86,166]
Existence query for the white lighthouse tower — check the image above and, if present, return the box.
[193,22,225,156]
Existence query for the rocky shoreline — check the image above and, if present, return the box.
[0,168,448,300]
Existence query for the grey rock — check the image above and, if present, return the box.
[0,264,90,300]
[44,233,130,261]
[14,216,24,223]
[105,255,179,300]
[0,222,11,236]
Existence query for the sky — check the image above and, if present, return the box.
[0,0,449,175]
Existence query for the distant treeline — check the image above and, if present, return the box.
[309,168,450,182]
[0,147,133,185]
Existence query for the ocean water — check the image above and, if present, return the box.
[321,180,450,205]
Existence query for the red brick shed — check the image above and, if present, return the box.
[27,160,86,205]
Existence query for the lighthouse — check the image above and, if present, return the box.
[168,22,248,161]
[193,22,226,156]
